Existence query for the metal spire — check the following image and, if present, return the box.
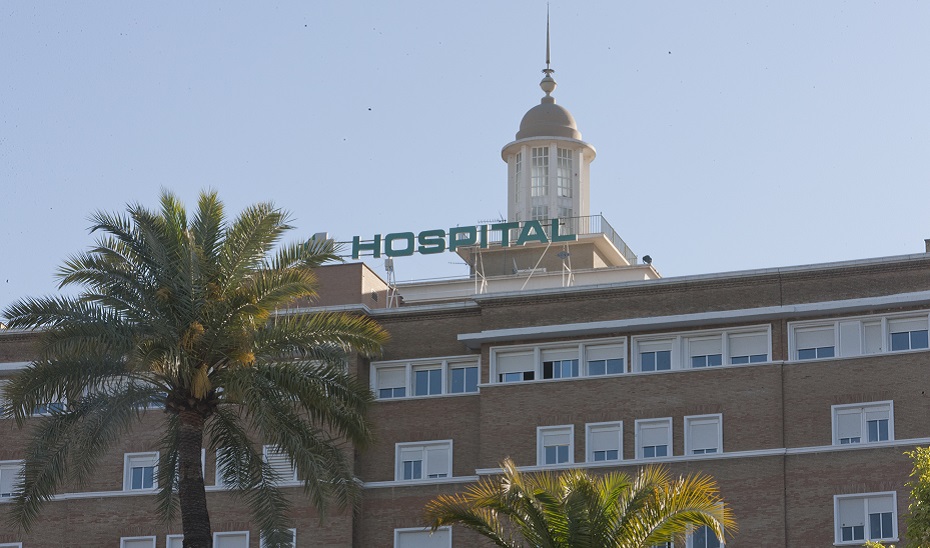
[543,4,554,76]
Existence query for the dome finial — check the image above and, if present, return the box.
[540,4,557,99]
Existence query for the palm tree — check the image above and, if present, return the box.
[425,458,735,548]
[1,190,389,547]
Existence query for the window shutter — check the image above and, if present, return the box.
[397,528,451,548]
[689,420,719,451]
[865,407,890,423]
[264,447,296,482]
[836,411,862,440]
[589,426,620,453]
[497,353,533,374]
[729,333,766,356]
[425,446,449,477]
[400,447,424,463]
[838,498,865,527]
[868,495,894,514]
[378,367,406,389]
[541,348,577,362]
[688,337,721,356]
[796,328,834,349]
[839,321,862,357]
[889,317,928,333]
[0,466,17,496]
[863,322,883,354]
[639,340,671,353]
[215,534,249,548]
[641,424,668,447]
[586,345,623,362]
[543,430,571,447]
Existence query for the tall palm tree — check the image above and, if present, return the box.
[425,458,735,548]
[1,190,389,547]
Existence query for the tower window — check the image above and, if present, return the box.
[514,152,522,202]
[557,148,572,197]
[531,147,549,197]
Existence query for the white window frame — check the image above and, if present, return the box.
[394,440,453,482]
[124,451,159,491]
[632,326,771,372]
[684,414,723,455]
[636,418,673,460]
[833,492,898,545]
[166,535,183,548]
[394,526,453,547]
[789,311,930,361]
[120,537,156,548]
[537,425,574,466]
[490,337,627,384]
[0,459,23,498]
[831,401,894,446]
[260,528,296,548]
[685,525,724,547]
[213,531,250,547]
[585,421,622,463]
[371,356,480,399]
[0,543,23,548]
[263,445,298,484]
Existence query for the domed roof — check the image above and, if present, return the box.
[515,74,582,140]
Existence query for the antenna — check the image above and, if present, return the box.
[544,4,554,76]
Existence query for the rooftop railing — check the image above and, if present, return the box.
[482,215,637,265]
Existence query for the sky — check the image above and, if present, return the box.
[2,2,929,310]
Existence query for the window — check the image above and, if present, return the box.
[585,344,625,376]
[263,445,298,484]
[531,147,549,197]
[413,364,442,396]
[796,327,836,360]
[685,415,722,455]
[834,493,897,544]
[394,527,452,547]
[372,357,480,399]
[556,148,572,197]
[687,526,722,547]
[124,452,158,491]
[832,402,893,445]
[166,535,183,548]
[214,532,249,548]
[260,529,296,548]
[376,367,407,399]
[513,152,522,202]
[449,364,478,394]
[637,340,673,372]
[889,317,929,351]
[31,400,66,416]
[538,425,574,466]
[542,348,578,379]
[496,351,535,383]
[687,337,722,368]
[531,205,549,221]
[0,544,23,548]
[491,339,626,384]
[395,441,452,481]
[0,460,22,498]
[636,418,672,459]
[790,313,930,360]
[586,422,622,463]
[728,332,768,364]
[121,537,156,548]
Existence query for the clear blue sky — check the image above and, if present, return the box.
[2,2,929,309]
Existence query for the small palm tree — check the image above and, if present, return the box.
[425,458,735,548]
[2,190,389,547]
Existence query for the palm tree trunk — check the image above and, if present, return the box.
[178,408,212,548]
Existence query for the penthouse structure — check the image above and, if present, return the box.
[1,53,927,548]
